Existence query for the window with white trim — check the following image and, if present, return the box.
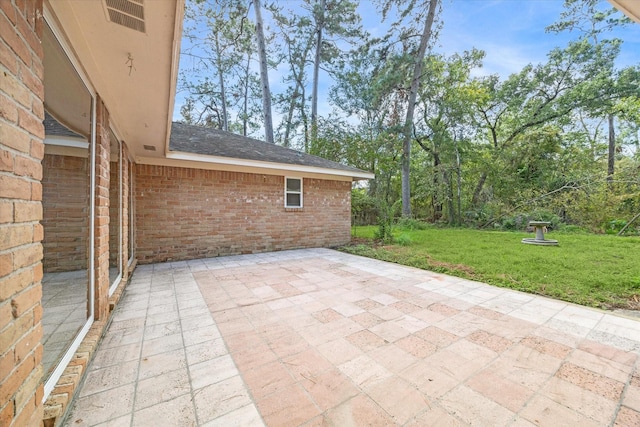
[285,177,303,208]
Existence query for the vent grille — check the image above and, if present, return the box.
[105,0,145,33]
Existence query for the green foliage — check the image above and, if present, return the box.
[395,233,413,246]
[351,188,376,226]
[605,219,629,234]
[348,226,640,310]
[374,199,396,243]
[396,217,430,231]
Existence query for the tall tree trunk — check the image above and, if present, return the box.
[311,0,326,149]
[455,138,462,226]
[242,53,251,136]
[432,151,442,221]
[214,34,228,131]
[471,172,487,207]
[445,170,454,225]
[401,0,439,218]
[253,0,274,144]
[607,113,615,186]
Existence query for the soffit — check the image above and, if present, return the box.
[46,0,184,159]
[609,0,640,23]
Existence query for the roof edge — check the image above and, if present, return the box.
[609,0,640,23]
[157,150,374,180]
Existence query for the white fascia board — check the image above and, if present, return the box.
[162,150,375,180]
[44,135,89,149]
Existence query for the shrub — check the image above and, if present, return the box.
[396,217,430,231]
[396,233,413,246]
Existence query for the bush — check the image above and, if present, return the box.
[351,189,377,226]
[396,217,430,231]
[396,233,413,246]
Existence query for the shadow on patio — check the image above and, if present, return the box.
[63,249,640,426]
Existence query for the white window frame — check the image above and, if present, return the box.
[284,177,303,208]
[43,7,96,401]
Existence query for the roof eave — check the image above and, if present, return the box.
[609,0,640,23]
[157,150,375,180]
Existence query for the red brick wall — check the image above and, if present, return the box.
[135,165,352,263]
[41,154,89,272]
[0,0,46,426]
[94,97,110,320]
[109,158,119,267]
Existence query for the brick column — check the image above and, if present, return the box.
[94,97,110,320]
[0,0,46,426]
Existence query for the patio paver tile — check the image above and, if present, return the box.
[138,348,187,380]
[368,343,418,374]
[133,367,190,411]
[315,337,363,365]
[65,383,135,426]
[465,369,533,413]
[241,360,296,400]
[201,404,265,427]
[623,384,640,412]
[300,368,360,411]
[64,248,640,427]
[345,329,388,352]
[541,376,618,424]
[338,354,393,389]
[282,348,333,382]
[404,406,465,427]
[193,375,253,424]
[365,376,430,425]
[439,385,516,426]
[189,354,238,390]
[255,383,320,427]
[615,406,640,426]
[555,362,625,401]
[323,394,395,427]
[79,360,139,397]
[184,337,228,366]
[519,394,601,427]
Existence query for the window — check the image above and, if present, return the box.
[285,177,303,208]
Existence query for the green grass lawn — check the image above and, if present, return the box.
[344,225,640,310]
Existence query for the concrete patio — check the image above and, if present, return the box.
[63,248,640,426]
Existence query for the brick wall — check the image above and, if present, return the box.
[135,165,352,263]
[93,98,109,320]
[0,0,46,426]
[109,158,119,268]
[41,154,89,272]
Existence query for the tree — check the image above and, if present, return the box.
[377,0,441,217]
[180,0,262,133]
[412,50,485,224]
[253,0,275,143]
[547,0,632,185]
[309,0,363,149]
[471,39,624,207]
[270,0,363,150]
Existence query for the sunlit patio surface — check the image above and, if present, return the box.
[63,248,640,426]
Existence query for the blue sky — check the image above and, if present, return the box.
[431,0,640,77]
[174,0,640,127]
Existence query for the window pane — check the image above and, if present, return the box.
[286,193,301,207]
[286,178,301,192]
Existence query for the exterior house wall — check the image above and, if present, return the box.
[0,0,46,426]
[41,97,114,425]
[135,165,352,263]
[94,99,110,321]
[41,154,89,272]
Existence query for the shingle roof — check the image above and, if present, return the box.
[169,122,370,176]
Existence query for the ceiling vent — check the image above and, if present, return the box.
[143,145,156,151]
[104,0,146,33]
